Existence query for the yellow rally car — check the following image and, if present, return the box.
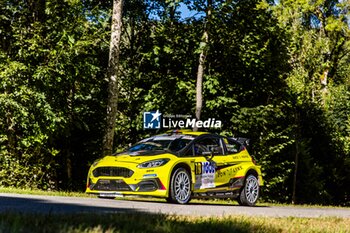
[86,130,263,206]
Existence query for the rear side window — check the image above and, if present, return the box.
[225,138,243,154]
[187,137,224,156]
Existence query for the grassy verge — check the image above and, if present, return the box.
[1,212,350,233]
[0,187,91,198]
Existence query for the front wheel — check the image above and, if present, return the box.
[237,174,259,206]
[168,167,191,204]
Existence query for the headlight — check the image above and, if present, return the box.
[137,159,170,168]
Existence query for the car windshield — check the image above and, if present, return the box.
[127,135,194,154]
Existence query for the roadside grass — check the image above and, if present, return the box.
[0,187,91,198]
[1,212,350,233]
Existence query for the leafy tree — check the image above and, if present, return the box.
[0,0,109,189]
[268,0,350,204]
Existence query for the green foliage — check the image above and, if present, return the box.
[0,0,109,190]
[267,0,350,205]
[0,0,350,206]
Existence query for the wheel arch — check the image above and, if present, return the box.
[167,162,192,194]
[245,167,263,186]
[245,169,259,178]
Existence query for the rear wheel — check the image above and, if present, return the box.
[168,167,191,204]
[237,174,259,206]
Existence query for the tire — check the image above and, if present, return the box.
[168,167,191,204]
[237,174,259,206]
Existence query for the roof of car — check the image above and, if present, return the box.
[165,129,209,136]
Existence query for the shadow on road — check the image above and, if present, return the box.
[0,195,142,214]
[0,195,279,233]
[119,197,270,208]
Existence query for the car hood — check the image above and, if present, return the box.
[96,153,175,165]
[118,149,175,156]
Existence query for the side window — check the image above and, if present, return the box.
[225,138,242,154]
[168,139,190,152]
[193,138,224,156]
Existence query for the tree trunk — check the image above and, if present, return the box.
[320,69,328,105]
[103,0,123,155]
[195,40,207,122]
[292,111,300,204]
[292,139,299,204]
[66,87,74,188]
[5,101,16,156]
[194,0,211,130]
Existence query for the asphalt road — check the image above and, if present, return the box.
[1,193,350,218]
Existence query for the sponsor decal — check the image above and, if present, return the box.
[194,161,216,189]
[143,174,157,178]
[232,154,250,160]
[143,110,222,129]
[217,166,243,178]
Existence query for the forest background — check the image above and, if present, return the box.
[1,0,350,205]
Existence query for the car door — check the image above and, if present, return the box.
[188,136,230,190]
[211,137,252,190]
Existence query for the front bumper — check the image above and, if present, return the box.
[88,177,165,192]
[86,163,169,198]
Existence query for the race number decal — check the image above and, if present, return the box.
[194,161,216,189]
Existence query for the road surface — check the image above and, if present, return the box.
[1,193,350,218]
